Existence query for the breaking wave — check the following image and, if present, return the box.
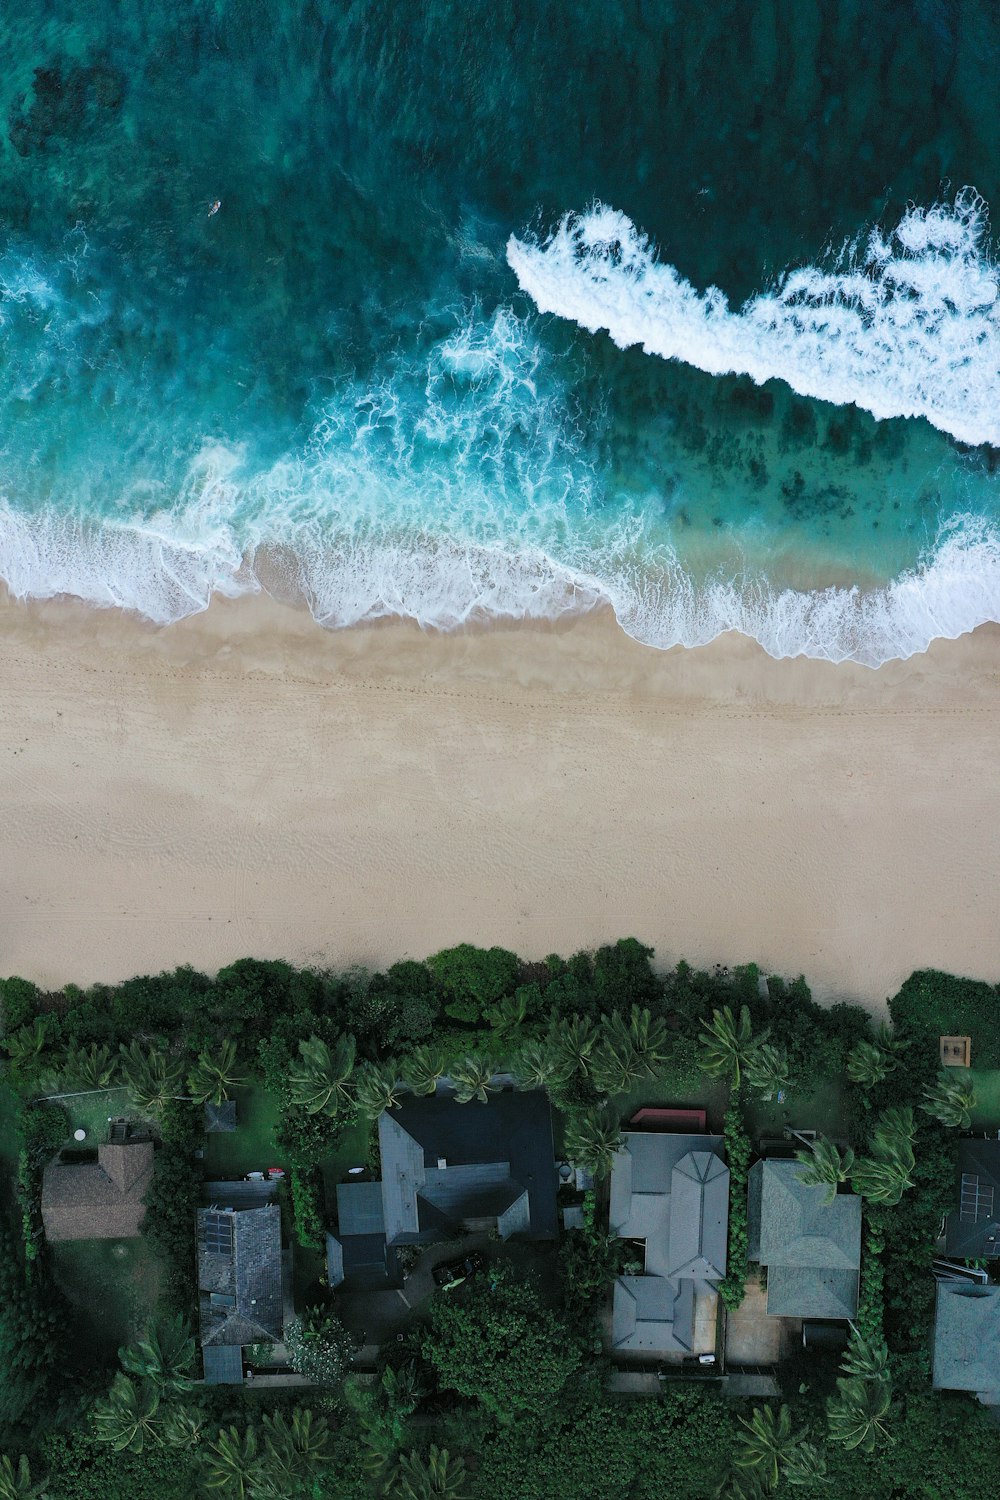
[507,191,1000,448]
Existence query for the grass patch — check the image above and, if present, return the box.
[744,1078,846,1142]
[0,1082,21,1178]
[319,1115,372,1204]
[51,1236,162,1368]
[39,1086,153,1149]
[202,1086,282,1177]
[967,1070,1000,1129]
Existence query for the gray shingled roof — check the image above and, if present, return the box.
[612,1274,695,1354]
[41,1137,155,1243]
[748,1159,861,1320]
[933,1283,1000,1398]
[944,1140,1000,1260]
[610,1133,728,1281]
[197,1204,283,1347]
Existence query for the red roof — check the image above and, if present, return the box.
[629,1107,707,1132]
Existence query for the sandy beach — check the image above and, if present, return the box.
[0,591,997,1012]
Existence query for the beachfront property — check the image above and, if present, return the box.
[41,1120,154,1243]
[329,1089,558,1290]
[944,1138,1000,1260]
[932,1282,1000,1406]
[609,1123,728,1359]
[197,1189,286,1385]
[746,1158,862,1321]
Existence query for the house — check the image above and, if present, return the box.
[197,1196,284,1385]
[609,1130,729,1355]
[747,1158,861,1320]
[329,1091,558,1290]
[944,1139,1000,1260]
[933,1282,1000,1404]
[41,1122,154,1243]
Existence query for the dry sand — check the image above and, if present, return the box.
[0,590,998,1011]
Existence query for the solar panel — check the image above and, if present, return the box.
[960,1173,995,1224]
[202,1211,235,1255]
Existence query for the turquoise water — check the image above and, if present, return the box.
[1,2,1000,662]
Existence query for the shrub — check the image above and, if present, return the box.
[719,1098,753,1310]
[890,970,1000,1067]
[290,1169,325,1249]
[284,1305,353,1386]
[0,976,42,1035]
[427,945,519,1025]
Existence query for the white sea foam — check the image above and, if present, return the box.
[507,191,1000,448]
[1,286,999,665]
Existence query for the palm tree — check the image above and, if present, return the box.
[872,1105,916,1151]
[851,1150,914,1206]
[783,1441,829,1488]
[841,1324,890,1383]
[744,1042,791,1101]
[547,1014,597,1077]
[512,1039,573,1094]
[384,1446,468,1500]
[450,1054,499,1105]
[795,1136,855,1205]
[699,1005,759,1088]
[0,1455,45,1500]
[827,1376,893,1452]
[733,1405,804,1491]
[118,1041,184,1113]
[354,1060,404,1120]
[589,1028,644,1097]
[403,1044,447,1097]
[846,1039,891,1088]
[921,1071,977,1129]
[381,1362,427,1436]
[187,1039,247,1107]
[119,1314,196,1393]
[91,1373,162,1453]
[161,1405,206,1450]
[257,1408,331,1495]
[62,1041,118,1091]
[6,1018,50,1071]
[563,1106,624,1179]
[484,990,529,1037]
[203,1426,259,1500]
[288,1033,357,1117]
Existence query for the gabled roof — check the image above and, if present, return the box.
[667,1151,729,1281]
[42,1137,155,1243]
[612,1274,695,1353]
[944,1139,1000,1260]
[749,1160,861,1269]
[610,1132,728,1281]
[748,1159,861,1320]
[933,1283,1000,1398]
[765,1264,859,1321]
[197,1204,283,1347]
[376,1091,557,1244]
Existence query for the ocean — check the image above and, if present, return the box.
[1,0,999,665]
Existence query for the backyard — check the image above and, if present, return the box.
[202,1085,283,1177]
[51,1235,162,1368]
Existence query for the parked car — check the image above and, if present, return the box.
[432,1252,485,1291]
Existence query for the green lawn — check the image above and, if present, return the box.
[202,1086,283,1177]
[320,1115,373,1203]
[51,1236,162,1368]
[39,1085,154,1149]
[967,1070,1000,1129]
[0,1082,20,1177]
[745,1078,847,1142]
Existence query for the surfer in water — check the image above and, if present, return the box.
[208,199,221,217]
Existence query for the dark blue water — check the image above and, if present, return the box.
[1,1,999,662]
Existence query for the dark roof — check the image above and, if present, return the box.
[933,1283,1000,1397]
[204,1101,237,1134]
[41,1136,155,1243]
[612,1274,695,1353]
[202,1346,244,1385]
[377,1091,557,1244]
[945,1140,1000,1260]
[748,1160,861,1319]
[197,1204,284,1347]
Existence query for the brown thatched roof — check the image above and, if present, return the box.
[42,1137,155,1243]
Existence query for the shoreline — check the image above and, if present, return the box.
[1,589,998,1010]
